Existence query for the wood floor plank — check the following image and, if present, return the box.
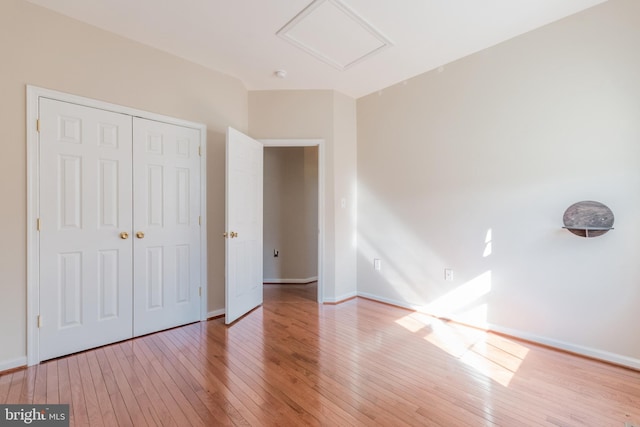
[56,358,72,424]
[66,356,90,426]
[244,306,487,426]
[142,334,229,426]
[128,339,187,426]
[211,324,364,426]
[249,305,480,425]
[32,364,47,405]
[234,314,424,424]
[133,336,206,427]
[169,326,269,426]
[101,345,148,426]
[76,352,105,427]
[0,371,12,403]
[85,350,118,427]
[2,283,640,426]
[94,347,134,427]
[153,331,242,426]
[5,370,24,403]
[115,341,179,427]
[173,325,287,426]
[110,342,163,427]
[197,326,320,426]
[45,360,59,404]
[18,365,37,404]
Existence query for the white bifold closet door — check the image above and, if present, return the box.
[38,99,201,361]
[39,98,133,361]
[132,117,201,337]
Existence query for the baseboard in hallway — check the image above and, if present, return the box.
[263,276,318,285]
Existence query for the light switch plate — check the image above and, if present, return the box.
[445,269,454,281]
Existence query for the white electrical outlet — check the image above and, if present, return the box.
[374,259,381,271]
[444,269,454,281]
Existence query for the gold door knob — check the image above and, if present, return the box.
[136,231,145,239]
[230,231,238,238]
[223,232,228,238]
[120,231,129,240]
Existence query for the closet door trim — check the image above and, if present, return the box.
[26,85,208,366]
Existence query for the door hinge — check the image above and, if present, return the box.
[36,218,41,231]
[36,119,41,133]
[198,146,201,157]
[198,287,202,297]
[37,315,42,328]
[198,215,201,226]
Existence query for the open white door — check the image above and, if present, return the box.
[225,127,263,324]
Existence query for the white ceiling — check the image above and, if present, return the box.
[26,0,607,98]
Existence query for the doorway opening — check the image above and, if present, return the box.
[261,139,324,304]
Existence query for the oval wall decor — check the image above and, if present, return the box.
[562,201,614,238]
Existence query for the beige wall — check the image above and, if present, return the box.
[332,92,358,300]
[263,147,318,281]
[249,91,357,301]
[0,0,248,368]
[357,0,640,366]
[303,147,320,278]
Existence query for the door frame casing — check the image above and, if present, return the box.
[260,139,325,303]
[26,85,208,366]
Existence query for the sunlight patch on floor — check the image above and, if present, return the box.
[459,340,529,387]
[395,310,529,387]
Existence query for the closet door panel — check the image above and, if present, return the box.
[38,98,134,361]
[133,118,201,336]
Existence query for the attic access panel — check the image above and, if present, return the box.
[277,0,393,71]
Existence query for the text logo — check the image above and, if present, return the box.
[0,405,69,427]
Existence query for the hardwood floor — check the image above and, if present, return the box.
[2,283,640,426]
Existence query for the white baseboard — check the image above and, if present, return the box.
[0,356,27,373]
[357,292,423,311]
[324,291,357,304]
[207,308,225,319]
[263,276,318,284]
[357,292,640,371]
[489,324,640,371]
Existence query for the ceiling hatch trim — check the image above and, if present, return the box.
[276,0,393,71]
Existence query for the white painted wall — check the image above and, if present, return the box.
[263,147,318,282]
[357,0,640,367]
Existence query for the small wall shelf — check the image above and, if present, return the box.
[562,201,614,238]
[562,226,614,238]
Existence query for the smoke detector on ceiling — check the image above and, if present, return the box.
[274,69,288,79]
